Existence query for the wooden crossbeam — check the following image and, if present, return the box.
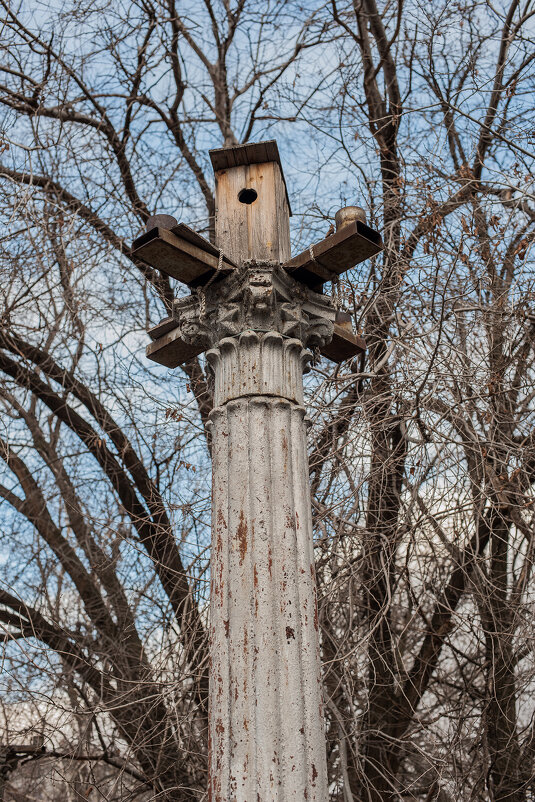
[132,223,236,287]
[146,319,204,367]
[147,316,177,340]
[282,219,383,290]
[319,311,366,363]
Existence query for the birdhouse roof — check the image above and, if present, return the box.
[209,140,292,214]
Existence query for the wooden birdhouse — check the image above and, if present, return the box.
[209,140,292,265]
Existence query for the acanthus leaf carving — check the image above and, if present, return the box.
[172,265,335,352]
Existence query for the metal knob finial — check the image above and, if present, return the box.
[146,214,178,232]
[335,205,366,231]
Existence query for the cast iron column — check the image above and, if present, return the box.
[176,264,334,801]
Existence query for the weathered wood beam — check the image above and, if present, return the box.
[146,321,203,368]
[132,223,236,287]
[320,312,366,363]
[283,219,383,290]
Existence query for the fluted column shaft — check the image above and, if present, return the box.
[207,331,328,802]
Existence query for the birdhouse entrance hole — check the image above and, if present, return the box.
[238,188,258,204]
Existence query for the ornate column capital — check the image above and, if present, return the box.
[172,263,335,353]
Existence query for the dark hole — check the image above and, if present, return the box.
[238,188,258,205]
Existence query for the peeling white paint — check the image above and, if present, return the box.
[208,330,329,802]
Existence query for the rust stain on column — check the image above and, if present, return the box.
[236,510,248,563]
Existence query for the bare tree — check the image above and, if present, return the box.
[312,1,535,799]
[0,0,534,800]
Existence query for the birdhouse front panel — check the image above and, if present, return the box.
[214,160,291,266]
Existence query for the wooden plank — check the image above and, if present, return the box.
[226,147,237,168]
[147,317,177,340]
[210,140,280,171]
[146,325,205,368]
[247,162,275,262]
[215,164,249,265]
[273,164,292,263]
[320,322,366,363]
[170,223,228,259]
[255,141,269,163]
[265,140,279,163]
[283,220,383,290]
[132,226,235,287]
[248,162,291,264]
